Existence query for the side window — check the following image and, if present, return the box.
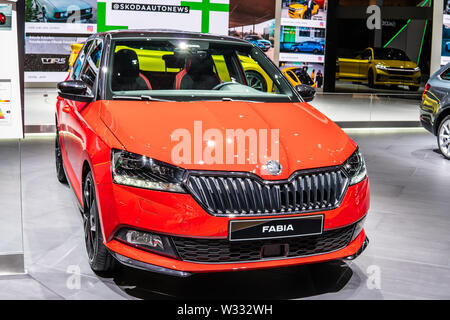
[287,70,298,83]
[72,40,93,80]
[80,39,103,94]
[362,50,372,60]
[441,68,450,81]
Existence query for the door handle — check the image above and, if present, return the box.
[62,106,72,113]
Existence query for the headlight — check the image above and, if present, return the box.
[343,149,367,185]
[413,67,421,72]
[111,149,186,193]
[86,8,92,13]
[375,64,387,70]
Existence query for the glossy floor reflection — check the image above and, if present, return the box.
[1,128,450,299]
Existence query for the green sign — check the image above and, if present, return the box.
[181,0,229,33]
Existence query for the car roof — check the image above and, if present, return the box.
[95,29,250,45]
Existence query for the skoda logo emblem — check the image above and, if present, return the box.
[266,160,282,176]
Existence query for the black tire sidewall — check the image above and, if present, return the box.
[55,131,67,183]
[84,172,115,272]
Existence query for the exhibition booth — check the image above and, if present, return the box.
[1,0,450,301]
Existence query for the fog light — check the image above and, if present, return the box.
[115,228,178,258]
[126,230,164,250]
[351,217,366,241]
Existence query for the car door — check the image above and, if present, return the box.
[358,49,372,79]
[59,38,103,193]
[339,49,370,80]
[58,38,92,177]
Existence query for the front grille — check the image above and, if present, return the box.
[385,68,416,75]
[172,224,355,263]
[185,168,349,217]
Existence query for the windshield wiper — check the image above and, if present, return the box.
[221,98,261,103]
[112,95,174,102]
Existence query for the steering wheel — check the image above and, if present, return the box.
[212,82,237,90]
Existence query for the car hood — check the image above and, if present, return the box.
[100,100,356,180]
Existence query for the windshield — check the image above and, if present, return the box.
[372,48,410,61]
[106,38,298,102]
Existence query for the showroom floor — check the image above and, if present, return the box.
[1,128,450,299]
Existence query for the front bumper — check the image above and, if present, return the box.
[374,69,421,86]
[109,228,368,276]
[96,175,370,274]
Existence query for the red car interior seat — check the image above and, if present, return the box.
[112,49,152,91]
[175,55,221,90]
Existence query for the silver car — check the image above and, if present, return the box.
[420,62,450,159]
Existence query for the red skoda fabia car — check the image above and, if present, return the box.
[56,30,369,277]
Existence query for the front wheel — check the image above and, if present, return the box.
[55,131,67,183]
[83,172,116,272]
[438,116,450,160]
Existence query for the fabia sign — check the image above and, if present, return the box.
[98,0,230,35]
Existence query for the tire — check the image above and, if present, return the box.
[245,71,268,92]
[409,86,420,92]
[55,131,67,184]
[83,171,116,272]
[294,48,299,53]
[368,70,375,88]
[437,115,450,160]
[313,49,319,54]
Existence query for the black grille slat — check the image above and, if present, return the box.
[172,224,355,263]
[186,168,349,216]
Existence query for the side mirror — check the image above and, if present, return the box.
[296,84,316,103]
[57,80,94,103]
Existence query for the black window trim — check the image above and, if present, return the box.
[78,35,105,101]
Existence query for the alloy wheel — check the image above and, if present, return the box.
[245,71,267,92]
[83,176,98,263]
[438,119,450,158]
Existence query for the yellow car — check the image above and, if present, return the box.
[336,47,421,91]
[69,43,84,68]
[69,43,273,93]
[288,1,319,19]
[283,67,316,88]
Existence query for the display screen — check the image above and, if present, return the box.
[24,0,97,82]
[279,0,327,91]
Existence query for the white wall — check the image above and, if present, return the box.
[0,0,23,139]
